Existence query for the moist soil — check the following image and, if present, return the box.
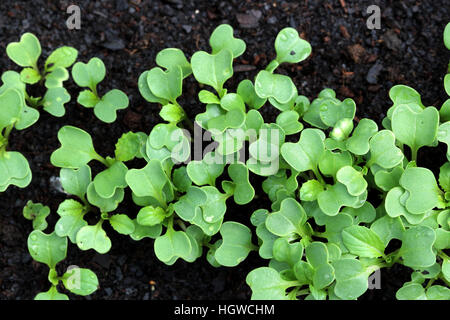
[0,0,449,300]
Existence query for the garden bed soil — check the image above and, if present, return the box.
[0,0,449,300]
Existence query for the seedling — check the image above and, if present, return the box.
[72,58,129,123]
[15,23,450,300]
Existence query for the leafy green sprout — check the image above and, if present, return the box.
[18,23,450,300]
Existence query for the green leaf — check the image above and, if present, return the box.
[60,165,91,199]
[374,166,403,192]
[109,214,135,235]
[237,79,266,110]
[246,267,292,300]
[147,66,182,102]
[42,87,71,117]
[305,242,335,289]
[125,160,170,207]
[62,267,98,296]
[50,126,102,169]
[77,89,99,107]
[385,186,427,225]
[266,198,307,237]
[281,128,325,173]
[399,167,440,214]
[299,179,324,201]
[86,182,124,213]
[274,27,312,64]
[444,22,450,50]
[160,103,185,123]
[138,71,168,104]
[0,151,32,191]
[27,230,67,269]
[319,99,356,128]
[396,283,427,300]
[426,285,450,300]
[55,199,87,243]
[388,85,425,113]
[45,46,78,71]
[174,185,207,219]
[35,286,69,300]
[20,68,41,84]
[439,162,450,192]
[400,226,436,268]
[154,230,192,264]
[336,166,367,196]
[0,88,23,130]
[367,130,404,169]
[346,119,378,155]
[370,216,405,247]
[172,166,192,193]
[71,57,106,90]
[391,104,439,158]
[115,132,141,162]
[209,24,246,58]
[317,183,362,216]
[332,259,368,300]
[318,150,353,179]
[94,89,129,123]
[44,66,69,88]
[437,122,450,160]
[254,70,296,104]
[23,201,50,231]
[200,186,227,223]
[191,49,233,95]
[6,33,41,67]
[273,238,303,267]
[93,161,128,198]
[276,110,303,135]
[186,152,225,186]
[137,206,166,226]
[156,48,192,78]
[215,222,254,266]
[130,219,162,241]
[227,163,255,205]
[342,225,385,258]
[76,222,112,254]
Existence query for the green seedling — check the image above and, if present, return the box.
[72,57,129,123]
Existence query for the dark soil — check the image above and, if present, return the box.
[0,0,449,300]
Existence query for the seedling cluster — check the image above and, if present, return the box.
[3,23,450,300]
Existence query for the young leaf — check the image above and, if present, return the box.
[94,89,129,123]
[76,222,112,254]
[342,225,385,258]
[42,87,71,117]
[391,104,439,159]
[27,230,67,269]
[72,57,106,90]
[23,201,50,231]
[62,267,98,296]
[55,199,87,243]
[345,118,378,155]
[396,283,427,300]
[246,267,292,300]
[156,48,192,78]
[154,230,192,264]
[0,88,23,130]
[209,24,246,58]
[0,151,32,191]
[332,259,368,300]
[281,128,325,173]
[147,66,182,102]
[227,163,255,205]
[215,222,254,267]
[50,126,102,169]
[137,206,166,226]
[45,46,78,71]
[191,49,233,95]
[109,214,135,235]
[266,198,307,237]
[400,226,436,268]
[254,70,297,104]
[186,152,225,186]
[367,130,404,169]
[6,33,41,67]
[336,166,367,196]
[237,79,266,110]
[86,183,124,213]
[93,161,128,198]
[274,27,312,64]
